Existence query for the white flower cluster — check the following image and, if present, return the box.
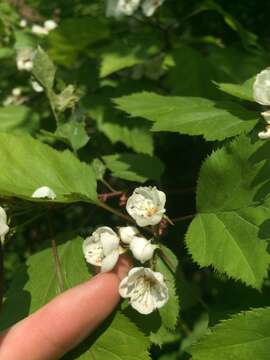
[253,68,270,139]
[31,20,57,36]
[83,186,169,314]
[16,48,35,72]
[106,0,165,18]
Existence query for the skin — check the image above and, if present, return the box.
[0,256,132,360]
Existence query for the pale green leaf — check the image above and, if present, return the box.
[114,92,259,141]
[102,153,164,183]
[53,119,89,151]
[189,307,270,360]
[0,105,39,134]
[186,135,270,289]
[32,47,56,90]
[91,158,106,180]
[0,133,97,203]
[0,236,150,360]
[216,76,255,102]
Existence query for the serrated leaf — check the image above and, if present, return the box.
[0,236,150,360]
[102,153,164,183]
[32,47,56,90]
[0,105,39,134]
[114,92,259,141]
[186,135,270,289]
[189,307,270,360]
[216,76,255,101]
[85,94,153,155]
[0,133,97,203]
[92,158,106,180]
[156,245,180,331]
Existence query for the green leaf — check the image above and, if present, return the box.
[48,17,109,66]
[0,133,97,203]
[102,153,164,183]
[216,76,255,102]
[100,33,161,78]
[0,236,151,360]
[0,105,39,134]
[32,47,56,90]
[156,246,180,331]
[165,46,221,98]
[189,307,270,360]
[92,158,106,181]
[55,118,89,151]
[85,94,153,155]
[114,92,259,141]
[52,85,79,113]
[186,135,270,289]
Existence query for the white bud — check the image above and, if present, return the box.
[129,236,157,263]
[106,0,141,17]
[119,267,169,314]
[126,186,166,227]
[142,0,165,17]
[44,20,57,32]
[31,80,44,93]
[0,207,9,243]
[253,68,270,105]
[83,227,120,272]
[118,226,139,244]
[12,88,22,97]
[19,19,27,28]
[32,186,56,200]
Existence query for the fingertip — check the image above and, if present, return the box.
[113,255,133,281]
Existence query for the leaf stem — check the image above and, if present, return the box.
[47,209,65,293]
[159,249,177,274]
[101,179,117,193]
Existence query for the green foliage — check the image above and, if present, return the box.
[189,307,270,360]
[32,47,56,90]
[0,105,39,134]
[216,76,255,101]
[0,133,97,203]
[0,236,151,360]
[102,153,165,183]
[186,136,270,289]
[114,92,259,141]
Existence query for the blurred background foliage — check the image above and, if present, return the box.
[0,0,270,359]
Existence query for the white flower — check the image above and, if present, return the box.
[106,0,141,17]
[119,267,169,314]
[253,68,270,105]
[0,207,9,243]
[129,236,158,263]
[44,20,57,32]
[118,226,139,244]
[31,80,44,93]
[3,88,23,106]
[16,48,34,71]
[32,186,56,200]
[83,227,120,272]
[12,88,22,97]
[126,186,166,227]
[32,24,48,36]
[19,19,27,28]
[142,0,165,17]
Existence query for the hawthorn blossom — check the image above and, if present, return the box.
[83,227,120,272]
[106,0,141,17]
[253,68,270,105]
[126,186,166,227]
[32,20,57,36]
[3,88,24,106]
[118,226,139,244]
[16,48,35,71]
[0,207,9,243]
[44,20,57,32]
[142,0,165,17]
[119,267,169,314]
[19,19,27,28]
[129,236,158,263]
[31,186,56,200]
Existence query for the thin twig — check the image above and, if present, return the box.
[101,179,118,193]
[98,191,123,202]
[47,210,65,293]
[172,214,194,222]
